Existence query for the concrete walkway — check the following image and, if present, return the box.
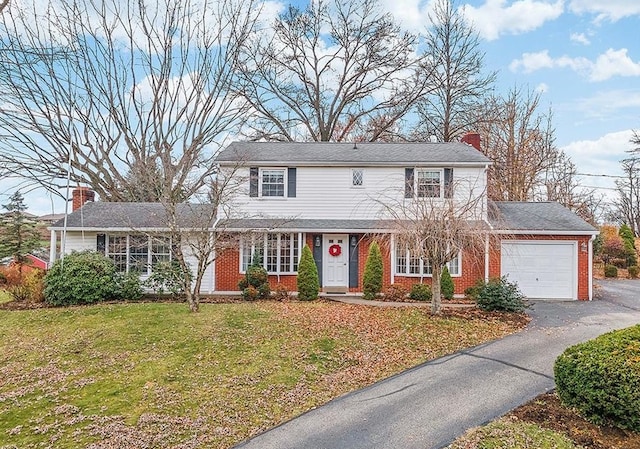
[235,280,640,449]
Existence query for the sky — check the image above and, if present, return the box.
[3,0,640,216]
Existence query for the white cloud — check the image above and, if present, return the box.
[510,48,640,81]
[570,32,590,45]
[570,89,640,120]
[562,130,635,198]
[535,82,549,93]
[569,0,640,23]
[379,0,433,32]
[462,0,564,41]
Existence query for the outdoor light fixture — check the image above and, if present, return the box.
[351,236,357,247]
[581,242,588,253]
[315,236,321,247]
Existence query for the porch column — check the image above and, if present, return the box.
[484,234,490,282]
[588,235,594,301]
[390,234,395,285]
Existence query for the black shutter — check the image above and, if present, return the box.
[97,234,106,254]
[287,167,297,198]
[349,234,359,288]
[312,234,323,286]
[405,168,414,198]
[249,167,258,197]
[444,168,453,198]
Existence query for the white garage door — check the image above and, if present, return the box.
[500,241,576,300]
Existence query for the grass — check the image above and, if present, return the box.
[447,418,580,449]
[0,301,525,448]
[0,290,12,304]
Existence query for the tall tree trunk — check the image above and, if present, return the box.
[431,267,442,315]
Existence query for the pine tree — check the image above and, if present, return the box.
[440,265,454,300]
[363,241,383,300]
[619,224,637,267]
[297,245,319,301]
[0,192,42,265]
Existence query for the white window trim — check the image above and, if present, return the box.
[259,167,287,199]
[105,234,172,276]
[394,245,462,278]
[351,168,365,188]
[415,168,444,199]
[240,232,303,275]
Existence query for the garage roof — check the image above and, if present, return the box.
[489,201,598,235]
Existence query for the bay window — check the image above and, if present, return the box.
[395,243,461,276]
[242,233,302,274]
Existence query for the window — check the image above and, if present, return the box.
[261,169,285,197]
[417,170,442,198]
[241,233,302,274]
[105,234,172,275]
[395,243,460,276]
[352,168,364,187]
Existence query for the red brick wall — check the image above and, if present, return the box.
[489,234,592,301]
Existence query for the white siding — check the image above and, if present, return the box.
[223,165,487,220]
[61,232,99,254]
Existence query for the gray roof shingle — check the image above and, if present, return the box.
[216,141,491,166]
[489,201,598,234]
[50,202,216,230]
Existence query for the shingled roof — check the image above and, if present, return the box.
[216,141,491,166]
[489,201,598,234]
[50,202,216,230]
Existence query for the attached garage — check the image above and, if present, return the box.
[500,241,576,300]
[489,202,599,301]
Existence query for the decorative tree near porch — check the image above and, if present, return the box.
[379,181,486,314]
[297,245,320,301]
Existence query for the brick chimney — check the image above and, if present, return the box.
[72,187,95,211]
[461,132,481,151]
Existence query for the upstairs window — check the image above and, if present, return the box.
[261,169,285,197]
[352,168,364,187]
[417,170,441,198]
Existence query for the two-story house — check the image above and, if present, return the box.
[50,137,598,300]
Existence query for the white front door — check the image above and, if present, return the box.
[323,234,349,288]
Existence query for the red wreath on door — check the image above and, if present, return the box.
[329,244,342,257]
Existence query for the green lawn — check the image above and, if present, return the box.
[0,301,525,448]
[0,290,12,304]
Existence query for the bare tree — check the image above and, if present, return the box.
[236,0,431,142]
[541,150,603,225]
[414,0,496,142]
[377,180,487,314]
[0,0,257,202]
[479,87,558,201]
[0,0,9,14]
[614,157,640,235]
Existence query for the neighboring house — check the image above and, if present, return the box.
[50,136,599,300]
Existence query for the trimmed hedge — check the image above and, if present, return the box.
[475,276,526,312]
[297,245,319,301]
[604,264,618,278]
[409,283,432,301]
[440,266,454,300]
[363,241,383,300]
[554,325,640,431]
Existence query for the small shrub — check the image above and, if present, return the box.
[0,271,6,285]
[554,325,640,431]
[272,283,291,301]
[604,264,618,278]
[297,245,319,301]
[409,283,432,301]
[383,284,408,302]
[476,276,526,312]
[628,265,639,279]
[144,261,187,297]
[44,251,118,306]
[240,263,270,301]
[22,268,45,302]
[115,271,144,301]
[363,241,383,300]
[610,258,627,269]
[464,279,485,300]
[7,284,31,302]
[0,264,23,287]
[440,266,454,300]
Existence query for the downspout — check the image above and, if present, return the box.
[483,217,494,283]
[588,234,595,301]
[211,217,220,294]
[390,233,395,285]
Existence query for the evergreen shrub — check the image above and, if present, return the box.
[475,276,526,312]
[296,245,319,301]
[44,251,118,306]
[409,283,432,301]
[628,265,639,279]
[554,325,640,431]
[604,264,618,278]
[363,242,383,300]
[440,266,454,300]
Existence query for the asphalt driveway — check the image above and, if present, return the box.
[235,280,640,449]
